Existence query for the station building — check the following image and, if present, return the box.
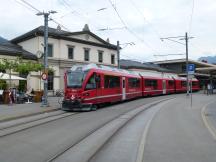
[153,59,216,87]
[10,24,118,94]
[0,36,37,88]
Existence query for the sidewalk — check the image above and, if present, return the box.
[0,97,61,122]
[205,99,216,139]
[143,93,216,162]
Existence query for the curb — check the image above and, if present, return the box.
[201,100,216,141]
[0,107,60,123]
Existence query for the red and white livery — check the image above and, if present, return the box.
[62,64,199,111]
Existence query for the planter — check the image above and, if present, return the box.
[3,91,10,104]
[34,91,43,102]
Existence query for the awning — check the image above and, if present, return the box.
[0,72,26,80]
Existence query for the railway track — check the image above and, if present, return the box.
[0,110,76,137]
[46,97,173,162]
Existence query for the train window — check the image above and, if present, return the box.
[128,78,140,88]
[145,79,157,89]
[192,82,197,86]
[104,75,120,88]
[85,74,96,90]
[168,80,174,86]
[96,75,101,88]
[181,81,187,87]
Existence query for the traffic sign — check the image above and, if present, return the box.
[188,64,195,75]
[41,73,48,80]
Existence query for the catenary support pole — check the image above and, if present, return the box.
[117,40,120,69]
[37,11,57,107]
[186,32,189,96]
[42,13,49,106]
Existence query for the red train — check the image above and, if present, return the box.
[62,64,199,111]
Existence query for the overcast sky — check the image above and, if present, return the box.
[1,0,216,62]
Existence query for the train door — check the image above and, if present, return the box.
[96,74,102,103]
[163,80,166,94]
[122,77,126,100]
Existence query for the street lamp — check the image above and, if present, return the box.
[36,10,57,107]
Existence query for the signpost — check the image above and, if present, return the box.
[188,64,195,75]
[187,64,195,107]
[41,73,48,81]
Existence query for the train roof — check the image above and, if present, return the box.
[69,63,199,81]
[69,63,141,77]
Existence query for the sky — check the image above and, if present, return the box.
[0,0,216,62]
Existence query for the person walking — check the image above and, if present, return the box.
[207,83,211,95]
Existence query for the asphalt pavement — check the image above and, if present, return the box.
[143,94,216,162]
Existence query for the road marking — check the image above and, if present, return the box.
[135,98,175,162]
[201,101,216,141]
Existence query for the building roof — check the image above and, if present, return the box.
[153,58,216,67]
[11,25,118,50]
[0,36,37,60]
[120,59,174,72]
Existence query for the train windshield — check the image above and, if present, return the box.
[66,71,88,88]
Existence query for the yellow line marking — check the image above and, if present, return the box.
[201,101,216,141]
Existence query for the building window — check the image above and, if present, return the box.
[84,48,90,61]
[48,71,54,90]
[98,51,103,63]
[68,47,74,59]
[111,54,115,64]
[48,44,53,57]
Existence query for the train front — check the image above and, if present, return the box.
[62,65,89,111]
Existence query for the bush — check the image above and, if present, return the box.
[0,80,7,90]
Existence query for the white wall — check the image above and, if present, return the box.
[16,34,118,91]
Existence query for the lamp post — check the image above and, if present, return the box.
[36,10,57,107]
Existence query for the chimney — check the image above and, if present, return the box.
[57,25,61,31]
[83,24,90,31]
[106,38,110,43]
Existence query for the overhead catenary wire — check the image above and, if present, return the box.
[128,0,186,54]
[188,0,195,36]
[14,0,71,32]
[14,0,38,13]
[59,0,105,31]
[107,0,160,55]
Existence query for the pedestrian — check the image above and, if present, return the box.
[9,89,14,105]
[207,83,211,95]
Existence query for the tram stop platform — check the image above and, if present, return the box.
[0,97,60,122]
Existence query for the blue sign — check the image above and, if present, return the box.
[187,64,195,74]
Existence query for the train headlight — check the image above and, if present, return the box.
[71,94,75,100]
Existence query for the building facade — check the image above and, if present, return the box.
[12,25,118,93]
[153,59,216,87]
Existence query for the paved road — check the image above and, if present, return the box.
[0,93,215,162]
[143,94,216,162]
[0,95,172,162]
